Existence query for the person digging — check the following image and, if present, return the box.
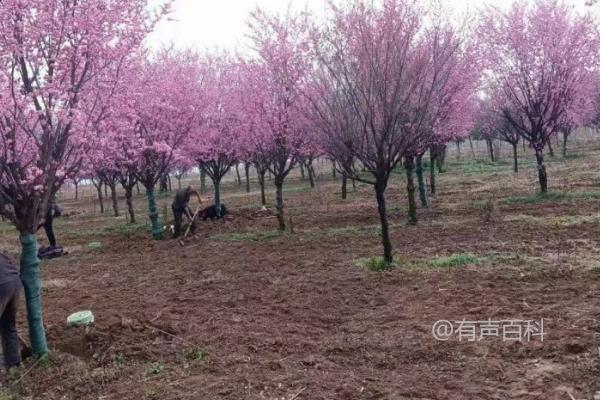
[37,197,64,259]
[171,185,202,239]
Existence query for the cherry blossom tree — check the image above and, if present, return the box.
[0,0,164,356]
[308,0,476,264]
[247,9,315,231]
[123,50,203,238]
[479,0,600,192]
[473,98,522,172]
[403,40,480,222]
[187,56,242,217]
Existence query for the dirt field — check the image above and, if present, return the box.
[1,139,600,399]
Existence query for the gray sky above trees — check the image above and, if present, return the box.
[146,0,594,50]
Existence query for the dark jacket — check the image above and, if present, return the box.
[0,253,19,286]
[172,188,193,210]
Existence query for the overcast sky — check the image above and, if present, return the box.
[146,0,593,51]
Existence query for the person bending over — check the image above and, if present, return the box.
[172,185,201,238]
[38,198,61,248]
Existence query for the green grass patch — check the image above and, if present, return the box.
[283,185,312,193]
[211,229,284,243]
[0,222,17,235]
[449,159,513,175]
[504,190,600,206]
[503,191,570,205]
[355,256,398,271]
[427,253,480,268]
[100,223,149,239]
[328,226,366,236]
[577,191,600,200]
[0,389,13,400]
[563,153,584,160]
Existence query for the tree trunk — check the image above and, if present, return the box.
[455,141,461,160]
[94,181,105,214]
[200,168,207,194]
[307,162,315,189]
[487,139,495,162]
[436,146,446,173]
[104,183,108,197]
[258,169,267,206]
[374,180,393,264]
[125,186,135,224]
[469,137,475,158]
[136,183,140,195]
[109,183,119,217]
[145,187,162,239]
[213,179,222,217]
[275,177,285,231]
[405,157,418,226]
[562,132,568,158]
[547,139,555,157]
[415,155,428,208]
[332,161,337,179]
[535,148,548,193]
[20,234,49,357]
[341,174,347,200]
[430,149,437,195]
[300,163,305,180]
[74,181,79,201]
[235,164,241,186]
[167,175,172,192]
[512,142,519,173]
[352,177,356,191]
[159,175,168,193]
[177,176,182,190]
[245,163,251,193]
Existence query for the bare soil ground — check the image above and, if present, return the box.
[1,140,600,399]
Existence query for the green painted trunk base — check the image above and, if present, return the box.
[146,189,163,239]
[20,234,49,356]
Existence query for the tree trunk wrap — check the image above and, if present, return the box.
[214,180,222,217]
[20,234,48,356]
[146,189,162,239]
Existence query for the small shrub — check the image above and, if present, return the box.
[37,352,59,370]
[145,389,160,400]
[145,362,164,376]
[184,348,206,363]
[427,253,479,268]
[476,199,500,223]
[356,257,396,271]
